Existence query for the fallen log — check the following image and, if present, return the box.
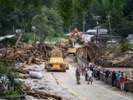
[23,86,62,100]
[15,32,23,48]
[28,55,33,65]
[6,51,22,59]
[16,68,29,74]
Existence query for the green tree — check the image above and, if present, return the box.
[119,39,130,52]
[31,6,63,41]
[0,0,42,8]
[0,3,41,35]
[107,8,133,37]
[56,0,121,27]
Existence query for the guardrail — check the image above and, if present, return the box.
[76,54,89,66]
[76,54,133,93]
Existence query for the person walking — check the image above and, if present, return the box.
[81,63,85,75]
[87,68,93,84]
[97,68,100,80]
[119,72,125,91]
[111,71,116,86]
[85,65,88,81]
[105,70,110,84]
[116,71,121,88]
[94,66,98,78]
[75,67,81,84]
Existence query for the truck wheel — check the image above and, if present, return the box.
[47,65,51,72]
[66,67,69,70]
[62,65,66,72]
[73,53,76,56]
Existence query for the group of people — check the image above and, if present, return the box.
[111,70,126,91]
[75,63,126,91]
[76,66,93,85]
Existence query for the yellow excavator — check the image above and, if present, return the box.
[60,28,84,55]
[45,49,69,72]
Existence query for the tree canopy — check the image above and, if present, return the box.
[31,6,63,41]
[0,0,132,38]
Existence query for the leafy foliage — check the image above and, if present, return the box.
[31,6,63,41]
[0,0,42,9]
[0,0,133,39]
[119,39,130,52]
[0,60,23,97]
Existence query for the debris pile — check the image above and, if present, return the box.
[99,51,133,67]
[77,41,133,67]
[0,41,53,65]
[23,85,62,100]
[16,67,38,74]
[77,42,105,63]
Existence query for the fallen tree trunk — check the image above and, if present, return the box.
[15,32,23,48]
[23,86,62,100]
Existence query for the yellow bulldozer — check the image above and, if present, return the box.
[45,49,69,72]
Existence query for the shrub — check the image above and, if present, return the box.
[0,60,23,98]
[119,39,130,52]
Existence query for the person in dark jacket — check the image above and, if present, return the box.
[75,67,81,84]
[105,70,110,84]
[97,68,100,80]
[111,71,116,86]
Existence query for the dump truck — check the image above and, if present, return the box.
[45,49,69,72]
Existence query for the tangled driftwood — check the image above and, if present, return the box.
[23,86,62,100]
[77,41,133,67]
[0,33,68,65]
[0,33,54,65]
[77,42,105,63]
[0,41,53,65]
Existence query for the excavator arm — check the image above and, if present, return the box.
[60,28,84,48]
[68,28,84,45]
[68,28,82,39]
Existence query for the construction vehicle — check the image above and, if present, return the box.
[45,49,69,72]
[60,28,84,55]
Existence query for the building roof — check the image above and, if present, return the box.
[86,26,108,35]
[0,34,16,41]
[126,34,133,39]
[91,34,122,40]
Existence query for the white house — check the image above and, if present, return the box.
[126,34,133,43]
[0,34,16,41]
[86,26,108,35]
[81,26,108,42]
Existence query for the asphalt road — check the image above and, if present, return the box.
[49,56,133,100]
[24,56,133,100]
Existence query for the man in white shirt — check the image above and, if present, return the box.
[87,68,93,84]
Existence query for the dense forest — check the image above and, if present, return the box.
[0,0,133,39]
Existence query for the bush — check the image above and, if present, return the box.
[54,33,61,37]
[0,60,23,98]
[119,39,130,52]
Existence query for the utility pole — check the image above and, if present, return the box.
[94,16,100,44]
[82,12,87,34]
[32,26,36,42]
[13,25,14,34]
[107,15,112,36]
